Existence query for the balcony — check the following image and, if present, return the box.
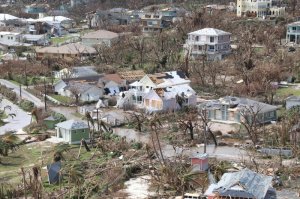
[287,30,300,33]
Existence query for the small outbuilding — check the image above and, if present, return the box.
[191,153,209,172]
[43,115,61,129]
[56,120,90,144]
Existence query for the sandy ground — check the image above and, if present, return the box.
[120,175,154,199]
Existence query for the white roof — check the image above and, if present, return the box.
[163,84,195,100]
[288,21,300,26]
[188,28,231,36]
[30,16,72,23]
[129,81,143,87]
[156,71,190,88]
[0,32,20,36]
[0,13,19,21]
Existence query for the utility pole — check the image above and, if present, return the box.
[19,84,22,99]
[203,108,207,154]
[44,78,47,112]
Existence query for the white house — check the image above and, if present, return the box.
[286,21,300,45]
[54,78,103,102]
[117,71,197,112]
[286,96,300,110]
[236,0,285,18]
[81,30,119,47]
[184,28,231,60]
[22,34,49,46]
[0,32,21,44]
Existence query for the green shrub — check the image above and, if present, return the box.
[52,112,66,122]
[131,142,143,150]
[19,99,34,112]
[0,85,17,102]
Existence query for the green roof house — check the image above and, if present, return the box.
[56,120,90,144]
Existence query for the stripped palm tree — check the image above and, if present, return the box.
[149,114,165,165]
[65,163,84,198]
[30,107,39,123]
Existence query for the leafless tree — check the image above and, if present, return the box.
[239,103,264,145]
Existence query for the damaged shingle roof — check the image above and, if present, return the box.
[204,96,277,113]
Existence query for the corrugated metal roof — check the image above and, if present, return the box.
[211,168,273,199]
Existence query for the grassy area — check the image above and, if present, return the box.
[50,94,73,104]
[8,77,57,86]
[0,144,46,183]
[50,35,74,45]
[72,112,84,119]
[8,80,21,86]
[276,87,300,98]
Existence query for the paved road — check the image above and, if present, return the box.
[113,128,247,162]
[0,79,44,107]
[0,99,31,134]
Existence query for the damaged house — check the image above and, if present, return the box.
[54,76,103,103]
[202,96,277,124]
[117,71,197,112]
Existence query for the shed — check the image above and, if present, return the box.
[43,115,61,129]
[56,120,89,144]
[191,153,209,172]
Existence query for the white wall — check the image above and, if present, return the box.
[0,33,20,43]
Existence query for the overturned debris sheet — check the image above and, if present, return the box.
[205,168,275,199]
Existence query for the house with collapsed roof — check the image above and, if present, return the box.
[201,96,277,124]
[98,73,127,95]
[118,70,146,83]
[117,71,197,112]
[205,168,276,199]
[26,16,73,36]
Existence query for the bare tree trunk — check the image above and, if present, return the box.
[21,167,27,199]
